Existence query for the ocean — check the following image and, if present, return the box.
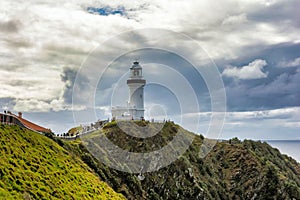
[265,140,300,163]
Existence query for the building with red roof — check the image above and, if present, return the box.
[0,111,51,134]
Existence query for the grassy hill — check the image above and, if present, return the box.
[0,124,125,200]
[61,121,300,200]
[1,121,299,199]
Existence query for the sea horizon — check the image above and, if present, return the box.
[263,140,300,163]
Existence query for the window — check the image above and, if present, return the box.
[134,69,139,76]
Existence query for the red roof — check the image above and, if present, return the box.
[1,112,52,133]
[17,116,51,133]
[2,112,52,133]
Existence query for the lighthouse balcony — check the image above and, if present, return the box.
[127,79,146,84]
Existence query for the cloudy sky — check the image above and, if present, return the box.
[0,0,299,140]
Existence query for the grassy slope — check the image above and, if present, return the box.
[63,121,300,200]
[0,124,125,200]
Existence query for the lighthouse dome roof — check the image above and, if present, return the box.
[131,61,142,69]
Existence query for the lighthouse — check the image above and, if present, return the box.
[127,61,146,119]
[111,61,146,120]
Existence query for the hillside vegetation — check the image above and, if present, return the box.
[0,124,125,200]
[61,121,300,200]
[1,121,299,200]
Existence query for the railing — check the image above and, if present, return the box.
[56,119,171,140]
[57,121,109,140]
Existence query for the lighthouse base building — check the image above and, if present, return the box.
[111,61,146,120]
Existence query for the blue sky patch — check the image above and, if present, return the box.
[87,6,126,16]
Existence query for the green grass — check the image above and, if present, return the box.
[0,124,125,200]
[66,126,83,136]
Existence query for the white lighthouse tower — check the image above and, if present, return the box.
[111,61,146,120]
[127,61,146,119]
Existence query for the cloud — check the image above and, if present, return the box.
[225,107,299,122]
[221,106,300,140]
[1,0,299,138]
[221,13,248,26]
[0,19,21,33]
[184,106,299,124]
[249,68,300,101]
[224,67,300,111]
[247,0,300,28]
[279,57,300,67]
[222,59,268,79]
[13,99,63,112]
[0,0,140,113]
[0,65,62,101]
[0,97,15,110]
[170,106,300,139]
[61,67,77,104]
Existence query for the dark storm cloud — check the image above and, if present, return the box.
[60,67,92,105]
[0,97,16,110]
[0,19,20,33]
[218,42,300,111]
[4,38,32,49]
[225,71,300,111]
[61,67,77,104]
[217,42,300,69]
[0,20,32,49]
[248,0,300,27]
[249,69,300,107]
[7,79,38,87]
